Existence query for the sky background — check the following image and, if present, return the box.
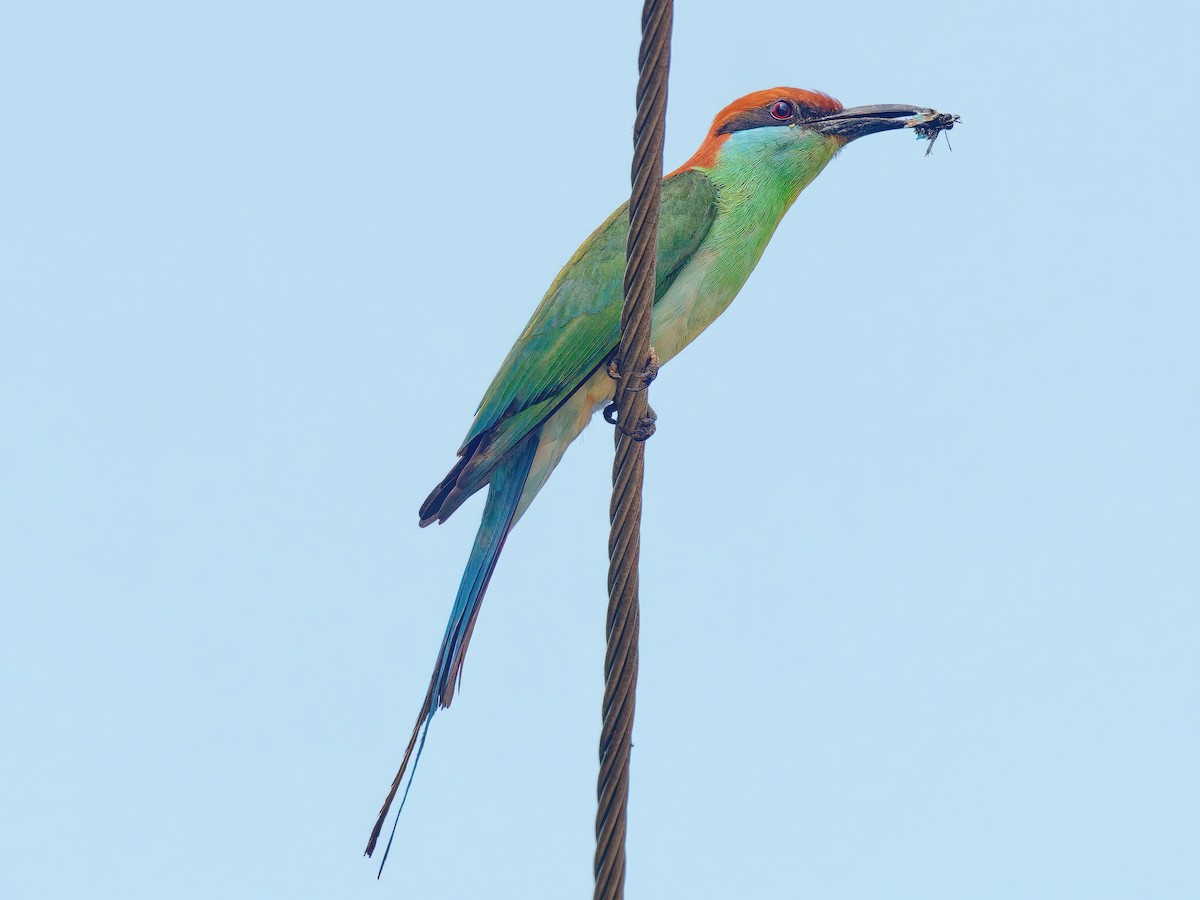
[2,1,1197,897]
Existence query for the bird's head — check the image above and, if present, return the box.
[674,87,954,176]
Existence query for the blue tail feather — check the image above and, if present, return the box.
[365,429,540,867]
[434,428,538,706]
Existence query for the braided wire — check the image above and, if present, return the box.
[594,1,672,898]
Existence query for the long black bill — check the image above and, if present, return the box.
[811,104,959,142]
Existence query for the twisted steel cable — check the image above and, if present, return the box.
[594,2,672,898]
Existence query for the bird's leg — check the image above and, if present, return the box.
[606,345,660,392]
[603,402,657,442]
[640,345,660,387]
[627,405,657,441]
[604,345,660,440]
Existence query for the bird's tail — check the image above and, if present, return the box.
[365,431,539,866]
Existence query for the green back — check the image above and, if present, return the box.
[461,169,718,455]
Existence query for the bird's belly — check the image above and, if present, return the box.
[514,367,614,523]
[650,245,738,364]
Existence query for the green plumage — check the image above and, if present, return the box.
[420,169,718,524]
[370,88,950,863]
[469,169,717,445]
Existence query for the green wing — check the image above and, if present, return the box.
[472,169,716,444]
[420,169,717,524]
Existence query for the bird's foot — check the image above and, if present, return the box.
[603,402,657,442]
[629,406,658,441]
[606,346,660,392]
[641,346,660,386]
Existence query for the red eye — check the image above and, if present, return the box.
[770,100,793,120]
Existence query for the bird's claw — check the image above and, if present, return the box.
[628,407,657,441]
[641,346,660,386]
[605,344,659,440]
[606,346,660,392]
[603,402,657,442]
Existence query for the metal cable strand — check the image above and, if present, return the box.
[595,1,672,898]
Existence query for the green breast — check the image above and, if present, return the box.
[650,127,841,362]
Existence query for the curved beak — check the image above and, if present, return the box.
[811,104,958,142]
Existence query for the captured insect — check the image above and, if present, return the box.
[911,111,962,156]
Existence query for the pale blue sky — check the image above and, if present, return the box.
[2,1,1197,898]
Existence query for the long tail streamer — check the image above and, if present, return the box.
[366,432,540,874]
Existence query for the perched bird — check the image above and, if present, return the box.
[367,87,956,858]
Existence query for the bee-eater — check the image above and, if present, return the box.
[368,87,956,855]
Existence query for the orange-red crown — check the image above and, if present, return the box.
[671,88,843,174]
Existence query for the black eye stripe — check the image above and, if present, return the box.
[717,101,814,135]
